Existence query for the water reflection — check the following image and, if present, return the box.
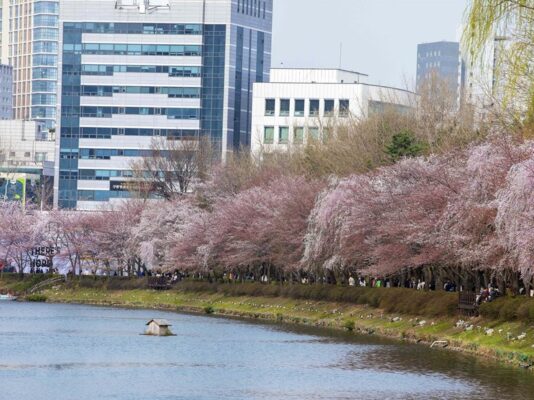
[0,302,532,400]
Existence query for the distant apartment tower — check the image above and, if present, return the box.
[416,41,465,99]
[251,68,415,156]
[0,64,13,119]
[55,0,273,210]
[0,0,59,132]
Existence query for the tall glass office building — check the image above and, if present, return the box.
[55,0,272,210]
[0,0,59,133]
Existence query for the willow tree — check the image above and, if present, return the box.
[463,0,534,123]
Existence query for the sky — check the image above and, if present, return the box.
[271,0,467,89]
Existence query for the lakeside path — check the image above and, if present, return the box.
[37,286,534,371]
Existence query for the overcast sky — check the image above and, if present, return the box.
[271,0,467,89]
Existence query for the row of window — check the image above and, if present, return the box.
[78,190,131,202]
[31,106,56,119]
[34,14,58,28]
[1,151,47,161]
[64,22,202,36]
[60,169,134,180]
[79,148,152,160]
[265,98,350,117]
[33,41,58,54]
[66,85,200,98]
[77,65,201,77]
[34,1,59,14]
[263,126,327,144]
[61,127,199,139]
[32,80,57,92]
[34,27,58,41]
[64,43,201,57]
[33,54,57,66]
[61,169,163,181]
[63,107,200,120]
[33,67,57,79]
[237,0,267,19]
[32,94,56,105]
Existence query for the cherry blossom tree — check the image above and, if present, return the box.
[0,203,41,273]
[130,199,199,271]
[495,147,534,286]
[52,210,95,275]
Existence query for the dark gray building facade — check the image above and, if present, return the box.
[416,41,464,97]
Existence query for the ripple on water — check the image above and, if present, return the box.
[0,302,533,400]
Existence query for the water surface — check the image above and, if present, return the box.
[0,302,532,400]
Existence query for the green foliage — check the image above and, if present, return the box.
[174,282,459,317]
[19,275,534,323]
[71,276,150,291]
[385,130,426,162]
[463,0,534,119]
[0,273,51,293]
[203,305,215,314]
[343,319,355,331]
[480,297,534,322]
[25,294,47,302]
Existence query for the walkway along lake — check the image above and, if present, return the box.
[0,302,533,400]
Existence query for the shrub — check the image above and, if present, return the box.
[343,319,355,331]
[174,282,461,317]
[203,305,214,314]
[480,297,534,322]
[1,274,51,293]
[26,294,47,302]
[517,300,534,322]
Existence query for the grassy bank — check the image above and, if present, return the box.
[1,275,533,370]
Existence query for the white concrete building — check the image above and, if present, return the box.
[251,68,415,155]
[0,119,55,174]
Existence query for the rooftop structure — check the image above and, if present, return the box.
[269,68,367,84]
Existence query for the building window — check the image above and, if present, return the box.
[294,127,304,144]
[265,99,275,116]
[264,126,274,144]
[278,126,289,144]
[309,99,320,116]
[24,152,31,158]
[280,99,290,116]
[309,127,319,140]
[294,99,305,116]
[324,99,335,116]
[339,99,350,117]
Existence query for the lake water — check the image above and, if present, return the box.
[0,302,532,400]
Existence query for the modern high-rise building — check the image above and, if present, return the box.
[416,41,465,100]
[0,64,13,119]
[0,0,59,132]
[55,0,273,210]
